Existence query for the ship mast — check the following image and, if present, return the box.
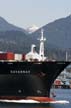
[39,29,46,61]
[66,51,68,61]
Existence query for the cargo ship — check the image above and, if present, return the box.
[0,30,70,102]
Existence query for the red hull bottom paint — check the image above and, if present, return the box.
[0,96,69,104]
[26,97,55,102]
[0,96,55,102]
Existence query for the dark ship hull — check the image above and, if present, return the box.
[0,61,70,99]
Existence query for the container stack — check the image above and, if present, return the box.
[0,52,25,61]
[0,52,14,60]
[14,54,22,61]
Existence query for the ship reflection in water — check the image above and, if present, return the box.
[0,89,71,108]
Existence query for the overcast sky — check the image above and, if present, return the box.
[0,0,71,28]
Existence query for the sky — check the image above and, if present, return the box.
[0,0,71,29]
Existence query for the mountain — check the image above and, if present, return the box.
[0,16,27,34]
[0,17,32,53]
[29,15,71,60]
[0,15,71,60]
[30,15,71,50]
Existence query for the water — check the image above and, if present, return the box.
[0,89,71,108]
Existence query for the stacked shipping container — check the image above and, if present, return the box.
[14,54,22,61]
[0,52,14,60]
[0,52,25,61]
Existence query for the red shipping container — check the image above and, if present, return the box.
[0,52,14,60]
[0,53,7,60]
[6,52,14,60]
[22,54,25,60]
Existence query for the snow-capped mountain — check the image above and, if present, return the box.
[26,25,39,34]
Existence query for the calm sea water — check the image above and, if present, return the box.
[0,89,71,108]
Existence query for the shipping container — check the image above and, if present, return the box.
[0,52,14,60]
[7,52,14,60]
[22,54,25,61]
[14,54,22,61]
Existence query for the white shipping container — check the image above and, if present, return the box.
[15,54,22,61]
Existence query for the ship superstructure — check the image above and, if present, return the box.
[25,29,47,61]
